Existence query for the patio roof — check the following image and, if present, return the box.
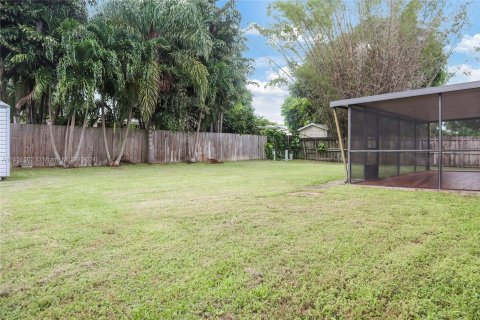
[330,81,480,122]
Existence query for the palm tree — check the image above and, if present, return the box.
[53,19,123,167]
[88,18,143,166]
[98,0,212,163]
[0,0,88,123]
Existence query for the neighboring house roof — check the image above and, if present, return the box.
[297,123,328,132]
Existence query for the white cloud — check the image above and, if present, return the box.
[253,56,285,69]
[247,80,288,124]
[447,64,480,84]
[454,34,480,55]
[243,23,261,36]
[265,66,293,82]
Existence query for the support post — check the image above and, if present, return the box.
[375,110,380,176]
[347,106,352,183]
[396,118,401,175]
[426,122,431,171]
[332,107,348,179]
[438,94,443,189]
[363,110,368,178]
[413,120,417,172]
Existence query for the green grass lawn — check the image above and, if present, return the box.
[1,160,479,319]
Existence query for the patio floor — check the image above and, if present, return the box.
[358,170,480,191]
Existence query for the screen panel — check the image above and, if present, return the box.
[440,115,480,190]
[349,105,437,185]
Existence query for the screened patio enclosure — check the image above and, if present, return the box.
[330,81,480,191]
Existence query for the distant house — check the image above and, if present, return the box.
[297,123,329,139]
[297,123,341,162]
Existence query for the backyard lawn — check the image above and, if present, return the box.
[1,160,479,319]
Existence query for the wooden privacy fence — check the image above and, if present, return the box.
[301,137,345,162]
[303,136,480,167]
[430,137,480,168]
[10,124,266,167]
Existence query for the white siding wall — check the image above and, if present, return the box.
[0,106,10,177]
[299,126,328,138]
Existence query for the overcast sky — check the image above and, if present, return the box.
[234,0,480,124]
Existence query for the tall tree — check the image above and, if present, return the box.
[75,18,134,166]
[0,0,89,123]
[1,0,257,167]
[98,0,211,163]
[259,0,469,136]
[203,0,252,134]
[53,19,123,167]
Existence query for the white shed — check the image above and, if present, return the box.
[0,101,10,179]
[297,123,329,139]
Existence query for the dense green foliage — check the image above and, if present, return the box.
[260,127,300,160]
[445,120,480,137]
[0,0,257,134]
[1,0,264,166]
[0,0,89,123]
[2,162,479,318]
[281,96,313,131]
[262,128,288,159]
[223,101,258,134]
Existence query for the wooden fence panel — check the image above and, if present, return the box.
[430,137,480,168]
[10,124,266,167]
[301,136,480,167]
[301,137,345,162]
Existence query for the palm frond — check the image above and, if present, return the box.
[172,51,209,109]
[139,60,161,121]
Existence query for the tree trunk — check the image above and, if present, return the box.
[63,118,70,160]
[113,109,132,166]
[66,111,76,165]
[13,75,22,123]
[219,111,223,133]
[15,84,36,123]
[39,94,45,124]
[29,100,35,124]
[0,80,6,102]
[70,109,89,167]
[48,99,64,167]
[55,103,61,120]
[13,110,20,124]
[185,129,190,161]
[112,122,116,161]
[101,104,112,165]
[0,63,6,101]
[147,126,155,164]
[192,113,202,162]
